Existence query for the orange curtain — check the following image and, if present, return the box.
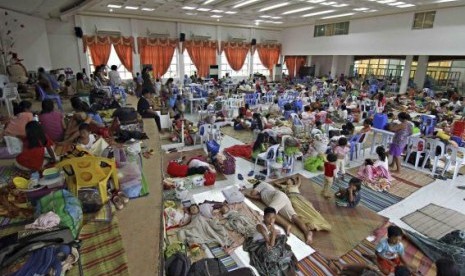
[256,43,281,74]
[114,44,133,72]
[138,37,178,78]
[183,40,218,78]
[285,56,307,79]
[88,43,111,67]
[221,41,250,71]
[83,35,135,71]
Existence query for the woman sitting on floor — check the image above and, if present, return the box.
[357,146,391,192]
[15,121,57,171]
[233,113,251,130]
[63,97,103,143]
[273,175,332,232]
[2,100,34,138]
[39,99,65,142]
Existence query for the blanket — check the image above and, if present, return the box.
[243,235,296,276]
[224,144,253,160]
[178,214,232,247]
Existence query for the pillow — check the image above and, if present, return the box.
[222,186,245,204]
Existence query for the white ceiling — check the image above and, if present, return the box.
[82,0,465,27]
[1,0,465,27]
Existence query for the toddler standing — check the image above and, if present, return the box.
[323,153,338,199]
[333,137,350,180]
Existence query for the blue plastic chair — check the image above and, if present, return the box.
[36,86,63,111]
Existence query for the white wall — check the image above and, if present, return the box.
[0,8,52,71]
[282,6,465,56]
[46,19,80,71]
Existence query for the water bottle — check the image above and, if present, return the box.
[33,114,39,122]
[29,171,40,188]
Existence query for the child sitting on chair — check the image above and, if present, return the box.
[335,177,362,208]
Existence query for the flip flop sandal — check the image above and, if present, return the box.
[112,195,124,210]
[247,170,254,177]
[117,191,130,204]
[255,174,266,181]
[237,174,244,180]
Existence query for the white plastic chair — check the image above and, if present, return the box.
[422,138,446,177]
[404,137,426,168]
[442,146,465,180]
[281,135,303,173]
[197,124,212,144]
[211,122,223,142]
[0,87,18,117]
[253,144,280,177]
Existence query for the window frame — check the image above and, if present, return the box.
[412,11,436,29]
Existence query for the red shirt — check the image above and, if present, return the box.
[324,162,337,177]
[16,137,54,171]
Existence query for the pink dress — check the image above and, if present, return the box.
[39,111,64,142]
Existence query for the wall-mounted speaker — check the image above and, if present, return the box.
[251,38,256,45]
[180,33,186,42]
[74,27,83,38]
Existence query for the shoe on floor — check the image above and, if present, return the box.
[247,170,254,177]
[238,174,244,180]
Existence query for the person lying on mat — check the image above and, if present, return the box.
[375,226,416,275]
[246,181,314,245]
[273,175,332,233]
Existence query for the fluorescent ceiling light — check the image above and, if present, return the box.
[321,12,355,19]
[388,2,405,6]
[377,0,396,3]
[397,3,415,7]
[271,16,282,19]
[211,15,222,18]
[203,0,216,4]
[124,6,139,10]
[107,4,122,8]
[436,0,457,2]
[332,3,349,7]
[321,1,337,5]
[301,9,335,17]
[225,11,237,14]
[271,21,283,24]
[233,0,260,8]
[141,8,155,11]
[197,8,211,11]
[363,9,378,12]
[260,15,271,18]
[307,0,325,3]
[259,2,290,12]
[183,6,196,10]
[353,7,369,11]
[211,9,224,13]
[282,6,314,14]
[186,12,197,15]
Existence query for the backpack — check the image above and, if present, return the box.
[188,258,228,276]
[166,252,191,276]
[112,107,139,125]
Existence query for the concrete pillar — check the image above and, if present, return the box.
[307,55,312,66]
[130,19,140,75]
[344,55,354,76]
[74,15,89,73]
[400,55,413,94]
[177,23,185,79]
[330,55,339,79]
[414,55,429,89]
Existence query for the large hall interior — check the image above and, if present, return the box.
[0,0,464,275]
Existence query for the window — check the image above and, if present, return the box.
[314,21,349,37]
[183,51,197,78]
[220,52,249,77]
[252,51,269,76]
[413,11,435,29]
[87,45,132,80]
[162,49,178,79]
[282,62,289,76]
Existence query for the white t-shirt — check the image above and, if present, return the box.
[253,182,276,202]
[108,70,122,86]
[79,134,96,150]
[375,157,389,171]
[188,159,210,169]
